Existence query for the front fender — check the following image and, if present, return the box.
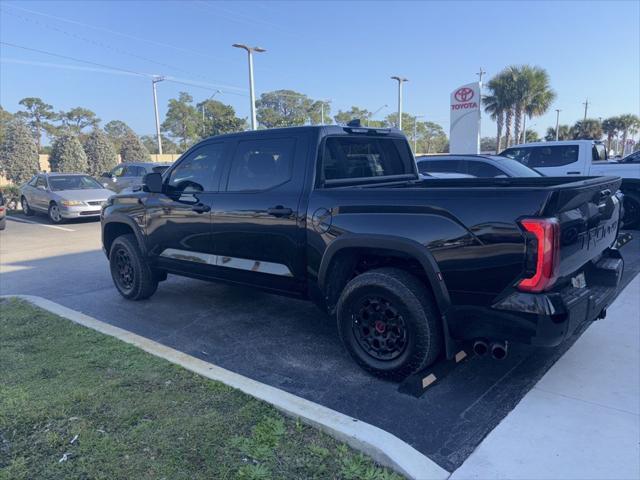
[102,213,147,258]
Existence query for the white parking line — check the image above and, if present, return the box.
[7,216,76,232]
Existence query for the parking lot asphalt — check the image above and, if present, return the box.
[2,213,639,472]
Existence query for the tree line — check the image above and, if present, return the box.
[482,65,639,154]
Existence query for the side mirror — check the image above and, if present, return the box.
[143,172,163,193]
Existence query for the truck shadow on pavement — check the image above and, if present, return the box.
[2,234,638,472]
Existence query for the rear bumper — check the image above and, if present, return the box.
[448,249,624,347]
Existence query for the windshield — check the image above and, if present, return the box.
[494,157,542,177]
[48,175,103,191]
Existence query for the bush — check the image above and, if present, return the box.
[0,121,40,185]
[1,184,21,210]
[49,133,88,173]
[120,131,150,163]
[83,129,117,176]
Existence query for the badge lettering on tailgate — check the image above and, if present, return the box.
[578,220,618,251]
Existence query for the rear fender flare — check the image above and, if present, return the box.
[318,234,456,357]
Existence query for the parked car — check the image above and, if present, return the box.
[0,192,6,230]
[101,125,624,380]
[620,150,640,164]
[416,154,542,178]
[20,173,113,224]
[501,140,640,228]
[100,162,173,193]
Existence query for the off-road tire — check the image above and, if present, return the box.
[109,234,158,300]
[622,191,640,229]
[336,267,443,381]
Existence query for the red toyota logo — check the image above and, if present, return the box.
[454,87,474,102]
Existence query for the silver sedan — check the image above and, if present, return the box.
[20,173,114,224]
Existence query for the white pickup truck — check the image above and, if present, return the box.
[501,140,640,228]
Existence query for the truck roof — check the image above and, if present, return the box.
[508,139,604,148]
[200,124,406,142]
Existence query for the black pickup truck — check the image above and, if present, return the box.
[101,125,624,379]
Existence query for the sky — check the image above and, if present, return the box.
[1,0,639,141]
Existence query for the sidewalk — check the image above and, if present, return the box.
[451,276,640,480]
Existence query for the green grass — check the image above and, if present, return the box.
[0,299,404,480]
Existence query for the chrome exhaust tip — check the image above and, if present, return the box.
[490,341,508,360]
[473,339,489,356]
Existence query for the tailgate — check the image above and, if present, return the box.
[541,176,622,279]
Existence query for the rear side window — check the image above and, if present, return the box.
[124,166,144,177]
[226,138,295,192]
[417,159,466,174]
[466,161,505,177]
[502,146,579,168]
[322,137,413,182]
[35,176,47,188]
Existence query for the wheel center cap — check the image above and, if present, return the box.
[374,320,386,333]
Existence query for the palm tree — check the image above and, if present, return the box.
[483,70,517,150]
[483,91,506,152]
[508,65,556,144]
[618,114,640,156]
[571,119,603,140]
[544,124,572,141]
[602,116,620,152]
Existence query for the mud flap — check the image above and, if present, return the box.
[398,343,473,398]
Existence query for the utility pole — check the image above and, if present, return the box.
[201,89,221,136]
[413,114,424,152]
[555,109,561,141]
[583,98,589,122]
[476,67,486,84]
[369,104,388,126]
[233,44,266,130]
[391,76,408,130]
[151,76,165,155]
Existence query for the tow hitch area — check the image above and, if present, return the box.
[398,344,473,398]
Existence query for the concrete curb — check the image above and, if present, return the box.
[2,294,450,480]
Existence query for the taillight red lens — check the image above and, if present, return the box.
[518,218,560,293]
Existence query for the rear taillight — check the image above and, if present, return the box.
[518,218,560,293]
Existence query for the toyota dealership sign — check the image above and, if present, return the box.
[450,82,481,154]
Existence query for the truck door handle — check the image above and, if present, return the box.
[191,203,211,214]
[267,206,292,217]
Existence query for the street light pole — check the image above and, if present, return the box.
[555,109,561,141]
[152,76,165,155]
[391,76,408,130]
[233,44,266,131]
